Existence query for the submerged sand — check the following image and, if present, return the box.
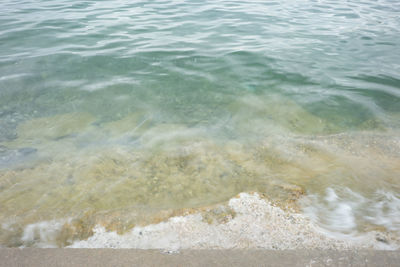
[0,105,399,248]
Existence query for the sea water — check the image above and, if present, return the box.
[0,0,399,248]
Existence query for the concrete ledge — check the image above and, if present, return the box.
[0,249,399,267]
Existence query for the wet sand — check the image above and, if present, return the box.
[1,249,399,267]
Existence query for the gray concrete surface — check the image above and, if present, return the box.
[0,249,399,267]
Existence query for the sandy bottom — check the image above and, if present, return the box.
[1,108,399,249]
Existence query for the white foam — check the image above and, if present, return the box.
[21,219,67,248]
[68,193,398,249]
[303,187,400,237]
[364,190,400,232]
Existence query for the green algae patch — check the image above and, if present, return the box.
[19,113,95,140]
[5,112,96,147]
[228,94,334,136]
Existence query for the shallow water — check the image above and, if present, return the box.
[0,0,400,247]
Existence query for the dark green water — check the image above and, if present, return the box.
[0,0,399,247]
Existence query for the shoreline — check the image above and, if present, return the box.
[67,193,399,250]
[2,130,400,248]
[3,192,399,250]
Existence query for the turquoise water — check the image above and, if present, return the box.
[0,0,400,247]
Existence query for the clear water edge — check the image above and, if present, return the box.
[0,0,400,247]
